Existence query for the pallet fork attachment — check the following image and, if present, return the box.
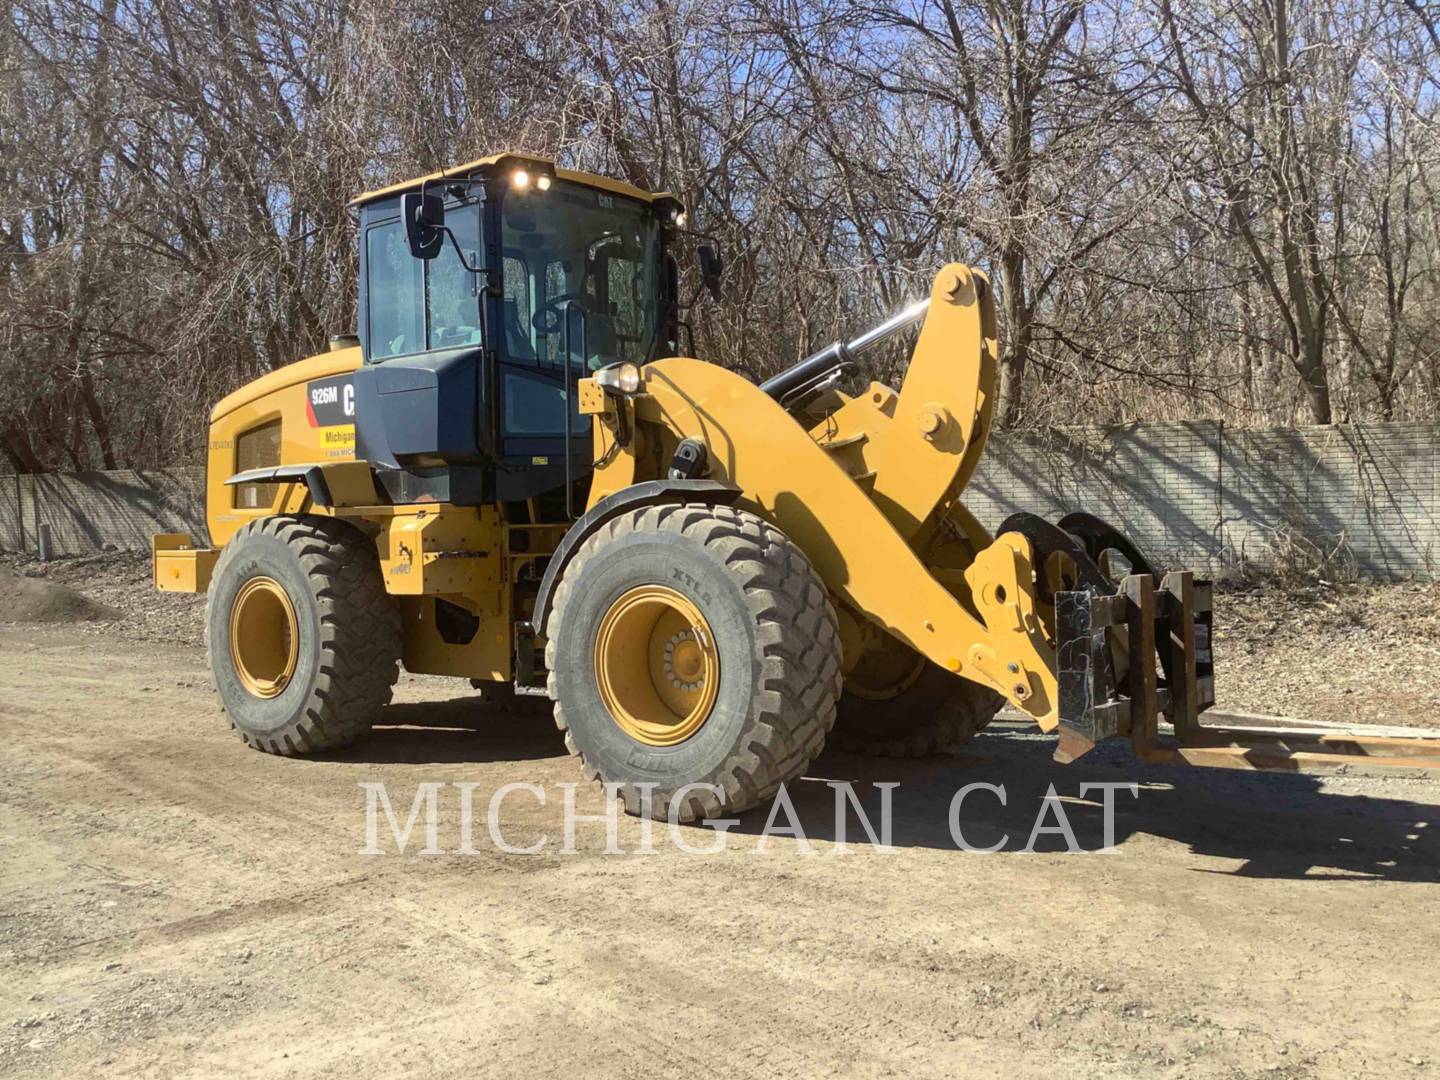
[1056,572,1440,775]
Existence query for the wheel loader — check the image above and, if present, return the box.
[154,152,1440,822]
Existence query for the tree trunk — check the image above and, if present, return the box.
[1299,341,1333,424]
[995,246,1030,428]
[79,372,117,470]
[1,424,45,474]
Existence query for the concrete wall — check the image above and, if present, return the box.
[3,420,1437,578]
[966,420,1440,580]
[0,468,207,556]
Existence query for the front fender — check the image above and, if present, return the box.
[529,479,742,635]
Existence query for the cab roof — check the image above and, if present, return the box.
[348,152,672,208]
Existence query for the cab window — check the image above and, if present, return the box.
[499,181,661,372]
[425,202,481,349]
[364,201,482,361]
[365,220,424,360]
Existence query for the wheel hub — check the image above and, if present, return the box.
[664,630,706,691]
[594,585,719,746]
[228,576,299,699]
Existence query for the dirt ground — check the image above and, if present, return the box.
[3,557,1440,1077]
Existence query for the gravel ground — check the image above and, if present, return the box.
[1,552,206,648]
[4,626,1440,1080]
[1212,578,1440,726]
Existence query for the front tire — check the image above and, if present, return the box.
[207,515,401,754]
[545,503,842,822]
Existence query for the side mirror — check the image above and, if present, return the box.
[697,244,723,302]
[401,191,445,260]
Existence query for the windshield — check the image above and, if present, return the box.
[498,179,663,373]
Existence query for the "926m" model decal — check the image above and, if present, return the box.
[306,374,356,453]
[306,374,355,427]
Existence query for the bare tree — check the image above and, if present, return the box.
[1,0,1437,475]
[1153,0,1381,423]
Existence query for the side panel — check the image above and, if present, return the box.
[374,506,503,598]
[398,597,511,680]
[207,350,362,549]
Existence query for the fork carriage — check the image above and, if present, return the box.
[1057,571,1440,775]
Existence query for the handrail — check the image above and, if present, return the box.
[560,301,588,519]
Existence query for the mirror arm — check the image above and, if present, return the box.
[440,226,483,273]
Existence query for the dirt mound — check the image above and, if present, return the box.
[0,566,119,623]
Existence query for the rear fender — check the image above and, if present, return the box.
[223,460,379,510]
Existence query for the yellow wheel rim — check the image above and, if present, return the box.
[594,585,719,746]
[228,576,299,699]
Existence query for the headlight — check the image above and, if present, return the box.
[670,207,687,229]
[594,362,642,395]
[536,174,552,192]
[511,168,531,190]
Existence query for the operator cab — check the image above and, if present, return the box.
[348,153,691,508]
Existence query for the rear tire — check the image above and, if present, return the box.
[545,503,842,822]
[207,515,401,754]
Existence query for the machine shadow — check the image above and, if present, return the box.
[721,729,1440,882]
[321,697,567,765]
[329,700,1439,880]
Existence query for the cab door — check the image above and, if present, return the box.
[353,195,490,486]
[491,247,592,469]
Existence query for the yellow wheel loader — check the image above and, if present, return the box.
[154,153,1440,821]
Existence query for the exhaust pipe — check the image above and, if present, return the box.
[759,297,930,405]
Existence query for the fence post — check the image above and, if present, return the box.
[9,474,21,550]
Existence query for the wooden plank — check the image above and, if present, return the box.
[1169,729,1440,759]
[1200,709,1440,740]
[1123,574,1158,751]
[1139,742,1440,776]
[1161,571,1200,738]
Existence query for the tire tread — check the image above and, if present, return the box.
[544,503,842,821]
